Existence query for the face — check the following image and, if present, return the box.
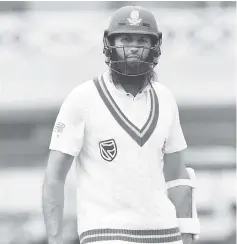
[113,33,152,62]
[111,33,153,76]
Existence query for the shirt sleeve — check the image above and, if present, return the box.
[49,87,86,157]
[164,96,187,154]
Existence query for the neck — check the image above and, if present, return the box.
[120,76,144,97]
[110,70,151,97]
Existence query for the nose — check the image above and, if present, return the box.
[129,47,139,54]
[125,40,142,57]
[126,42,140,53]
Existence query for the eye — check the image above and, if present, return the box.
[139,38,148,43]
[121,37,129,42]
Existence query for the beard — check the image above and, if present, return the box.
[109,67,157,89]
[111,59,152,76]
[108,48,158,90]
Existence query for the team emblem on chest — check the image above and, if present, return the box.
[99,139,117,162]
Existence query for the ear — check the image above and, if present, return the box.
[103,30,111,63]
[104,29,109,38]
[158,32,162,46]
[153,56,158,65]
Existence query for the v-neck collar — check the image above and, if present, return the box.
[93,75,159,147]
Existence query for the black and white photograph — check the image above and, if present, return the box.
[0,1,236,244]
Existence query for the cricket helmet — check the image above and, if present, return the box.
[103,5,162,76]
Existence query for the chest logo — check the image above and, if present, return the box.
[99,139,117,162]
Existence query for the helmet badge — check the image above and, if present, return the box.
[127,10,142,26]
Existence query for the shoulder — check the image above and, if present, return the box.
[152,82,177,105]
[67,79,96,102]
[63,79,97,106]
[59,79,98,118]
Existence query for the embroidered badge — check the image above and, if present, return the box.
[127,10,142,26]
[99,139,117,162]
[53,122,65,133]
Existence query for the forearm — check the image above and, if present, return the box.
[168,184,193,244]
[168,185,192,218]
[42,177,65,244]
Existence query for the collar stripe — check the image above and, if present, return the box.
[141,89,159,145]
[94,77,142,145]
[100,75,157,138]
[140,89,153,133]
[93,75,159,147]
[141,90,155,136]
[100,75,141,134]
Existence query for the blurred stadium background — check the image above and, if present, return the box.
[0,1,236,244]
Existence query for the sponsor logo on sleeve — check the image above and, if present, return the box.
[53,122,65,134]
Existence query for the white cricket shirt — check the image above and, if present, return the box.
[49,70,187,244]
